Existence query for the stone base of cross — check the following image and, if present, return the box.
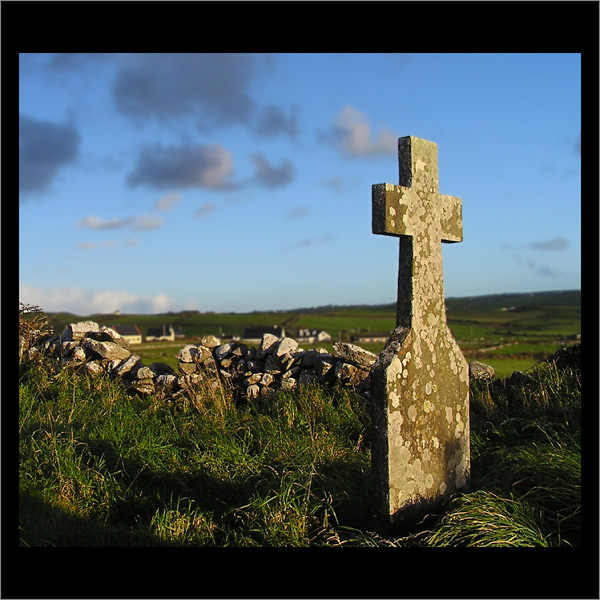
[370,136,470,533]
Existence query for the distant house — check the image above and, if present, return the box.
[351,332,390,344]
[243,326,286,343]
[108,324,142,345]
[146,324,175,342]
[297,329,332,344]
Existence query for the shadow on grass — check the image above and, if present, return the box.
[19,440,380,547]
[20,433,376,547]
[19,490,160,547]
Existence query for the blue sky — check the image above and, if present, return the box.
[19,53,581,315]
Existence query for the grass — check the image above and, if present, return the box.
[18,354,372,547]
[18,339,581,549]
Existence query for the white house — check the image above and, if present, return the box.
[108,324,142,345]
[352,332,390,344]
[297,329,332,344]
[146,324,175,342]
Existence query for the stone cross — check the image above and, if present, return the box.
[370,136,470,533]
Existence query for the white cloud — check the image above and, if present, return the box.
[19,283,173,315]
[320,105,397,158]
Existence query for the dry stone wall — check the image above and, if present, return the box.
[23,320,496,405]
[23,321,378,401]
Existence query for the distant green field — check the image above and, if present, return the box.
[483,358,540,379]
[295,315,395,336]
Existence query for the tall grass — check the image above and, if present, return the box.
[19,353,371,547]
[19,339,581,548]
[423,348,581,547]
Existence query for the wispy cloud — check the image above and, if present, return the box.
[319,105,396,158]
[524,259,559,278]
[76,237,145,251]
[535,265,558,277]
[249,154,295,189]
[503,237,569,252]
[504,237,568,278]
[510,255,560,278]
[282,234,336,252]
[286,206,309,220]
[77,216,125,230]
[153,192,181,211]
[131,216,163,231]
[319,175,360,195]
[76,215,164,231]
[195,203,216,219]
[531,238,568,251]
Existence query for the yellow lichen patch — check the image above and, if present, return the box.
[408,404,417,422]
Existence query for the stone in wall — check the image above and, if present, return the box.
[333,342,378,368]
[469,361,495,382]
[61,321,100,342]
[83,339,131,361]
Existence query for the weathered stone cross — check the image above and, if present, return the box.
[370,136,470,532]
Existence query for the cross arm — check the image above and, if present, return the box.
[372,183,410,237]
[439,194,463,243]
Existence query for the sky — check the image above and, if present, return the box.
[18,52,581,315]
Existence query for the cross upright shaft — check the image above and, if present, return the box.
[372,136,463,330]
